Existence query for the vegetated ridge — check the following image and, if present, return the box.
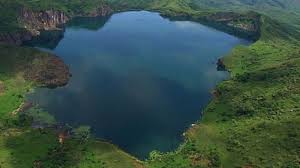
[0,0,299,167]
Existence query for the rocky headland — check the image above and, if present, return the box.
[23,54,71,88]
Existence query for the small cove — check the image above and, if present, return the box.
[27,11,251,159]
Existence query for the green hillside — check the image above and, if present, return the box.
[0,0,299,167]
[190,0,300,27]
[147,15,300,167]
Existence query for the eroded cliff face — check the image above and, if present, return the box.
[0,4,113,46]
[0,5,112,88]
[0,9,68,46]
[160,11,261,40]
[19,5,113,34]
[19,8,69,34]
[207,12,260,31]
[204,12,261,40]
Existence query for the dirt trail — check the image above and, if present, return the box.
[0,81,5,95]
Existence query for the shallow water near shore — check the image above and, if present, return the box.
[27,11,250,158]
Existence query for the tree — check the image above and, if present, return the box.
[73,126,91,143]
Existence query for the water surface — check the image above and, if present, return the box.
[28,11,250,158]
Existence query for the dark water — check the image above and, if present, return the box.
[28,11,250,158]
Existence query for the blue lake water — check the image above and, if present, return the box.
[27,11,250,158]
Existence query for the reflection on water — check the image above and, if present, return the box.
[27,11,250,158]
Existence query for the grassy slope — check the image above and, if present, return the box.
[0,45,41,121]
[0,1,147,167]
[146,5,300,168]
[0,128,143,168]
[0,128,58,168]
[190,0,300,28]
[0,45,142,168]
[0,0,300,167]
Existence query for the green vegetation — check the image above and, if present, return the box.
[0,45,142,168]
[25,107,56,125]
[49,139,143,168]
[147,29,300,167]
[0,128,142,168]
[189,0,300,28]
[0,45,40,121]
[0,0,300,167]
[0,128,58,168]
[146,8,300,168]
[0,44,69,120]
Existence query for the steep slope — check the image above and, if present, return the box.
[147,15,300,167]
[0,0,113,45]
[190,0,300,27]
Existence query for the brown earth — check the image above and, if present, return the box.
[23,54,71,88]
[0,81,5,95]
[0,44,70,88]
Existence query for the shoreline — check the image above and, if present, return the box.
[23,10,251,160]
[0,1,299,167]
[3,8,260,159]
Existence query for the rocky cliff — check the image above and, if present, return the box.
[160,10,261,40]
[0,9,68,45]
[0,4,113,46]
[18,5,113,34]
[204,12,261,40]
[206,12,260,31]
[19,8,69,34]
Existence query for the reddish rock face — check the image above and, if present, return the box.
[0,9,68,45]
[19,8,69,32]
[23,54,71,88]
[18,6,113,33]
[0,5,113,46]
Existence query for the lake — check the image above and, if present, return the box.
[27,11,250,158]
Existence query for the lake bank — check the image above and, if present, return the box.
[0,0,299,167]
[27,11,250,158]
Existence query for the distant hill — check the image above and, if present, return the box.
[107,0,300,27]
[1,0,299,33]
[190,0,300,26]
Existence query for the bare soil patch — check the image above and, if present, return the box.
[0,81,5,95]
